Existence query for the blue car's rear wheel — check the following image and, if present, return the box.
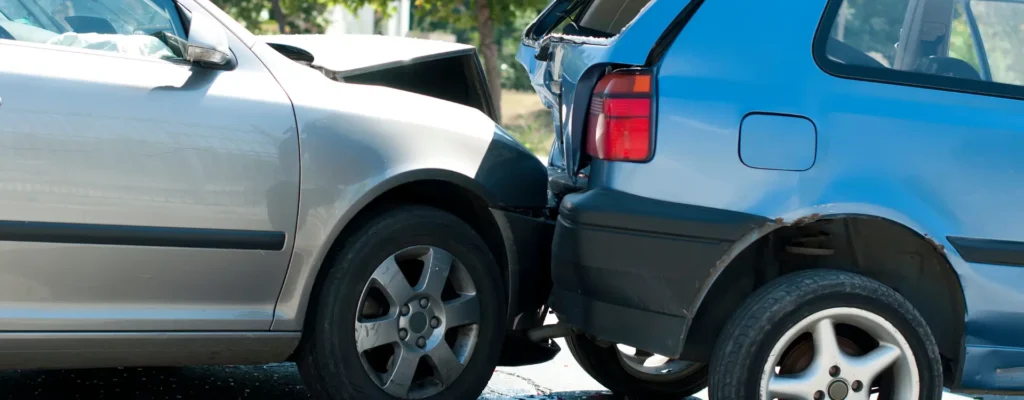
[708,269,943,400]
[566,332,707,399]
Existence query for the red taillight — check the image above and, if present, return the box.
[585,70,654,162]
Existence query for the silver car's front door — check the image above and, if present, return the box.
[0,4,298,331]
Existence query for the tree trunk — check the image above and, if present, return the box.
[270,0,288,34]
[475,0,503,123]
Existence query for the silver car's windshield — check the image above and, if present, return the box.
[0,0,184,37]
[70,0,179,35]
[0,0,55,30]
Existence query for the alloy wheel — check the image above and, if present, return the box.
[615,344,703,382]
[355,245,480,399]
[760,307,919,400]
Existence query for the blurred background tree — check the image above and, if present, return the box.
[210,0,548,122]
[211,0,338,34]
[208,0,555,154]
[337,0,548,121]
[412,5,537,92]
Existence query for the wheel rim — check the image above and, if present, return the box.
[615,344,702,382]
[759,307,919,400]
[355,246,480,399]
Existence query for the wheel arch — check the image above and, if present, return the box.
[683,212,967,386]
[297,168,511,330]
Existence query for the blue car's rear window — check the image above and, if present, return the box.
[547,0,653,38]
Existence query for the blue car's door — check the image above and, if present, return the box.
[517,0,695,185]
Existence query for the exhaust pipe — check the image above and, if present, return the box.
[526,323,572,342]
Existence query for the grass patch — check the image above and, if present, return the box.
[501,90,554,157]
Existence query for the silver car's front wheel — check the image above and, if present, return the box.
[708,269,944,400]
[298,206,505,400]
[356,245,480,399]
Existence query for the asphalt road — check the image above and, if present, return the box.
[0,359,613,400]
[0,336,993,400]
[0,336,636,400]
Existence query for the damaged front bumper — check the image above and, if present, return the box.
[491,208,561,367]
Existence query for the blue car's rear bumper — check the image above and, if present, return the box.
[548,189,768,357]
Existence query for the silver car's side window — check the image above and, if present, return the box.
[0,0,187,60]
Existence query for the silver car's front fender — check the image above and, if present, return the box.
[252,43,548,331]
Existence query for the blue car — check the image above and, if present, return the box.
[519,0,1024,398]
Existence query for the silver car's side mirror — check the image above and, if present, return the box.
[185,11,232,66]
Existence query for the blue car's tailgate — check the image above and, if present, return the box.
[516,0,696,185]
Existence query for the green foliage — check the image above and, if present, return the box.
[833,0,910,66]
[949,2,981,72]
[213,0,547,91]
[209,0,264,32]
[211,0,337,33]
[406,2,541,90]
[402,0,545,27]
[497,8,537,91]
[356,0,545,84]
[968,0,1024,85]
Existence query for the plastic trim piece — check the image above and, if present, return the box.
[0,220,286,251]
[549,189,768,356]
[948,236,1024,267]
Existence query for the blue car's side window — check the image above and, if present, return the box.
[814,0,1024,100]
[959,1,1024,86]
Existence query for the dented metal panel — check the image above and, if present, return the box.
[516,0,694,185]
[537,0,1024,391]
[261,34,497,120]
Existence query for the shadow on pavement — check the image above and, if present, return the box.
[0,365,656,400]
[0,364,310,399]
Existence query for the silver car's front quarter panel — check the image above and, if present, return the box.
[0,25,299,331]
[247,44,518,330]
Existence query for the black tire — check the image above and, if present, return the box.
[708,269,943,399]
[297,205,507,400]
[566,333,707,399]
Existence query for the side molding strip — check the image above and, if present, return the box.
[0,220,286,251]
[948,236,1024,267]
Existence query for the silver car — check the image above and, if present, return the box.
[0,0,556,399]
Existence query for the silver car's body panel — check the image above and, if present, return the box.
[0,332,300,369]
[0,21,298,332]
[251,40,501,330]
[0,0,548,368]
[261,33,475,78]
[263,33,501,123]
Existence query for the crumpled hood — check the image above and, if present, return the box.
[253,40,546,208]
[261,34,477,78]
